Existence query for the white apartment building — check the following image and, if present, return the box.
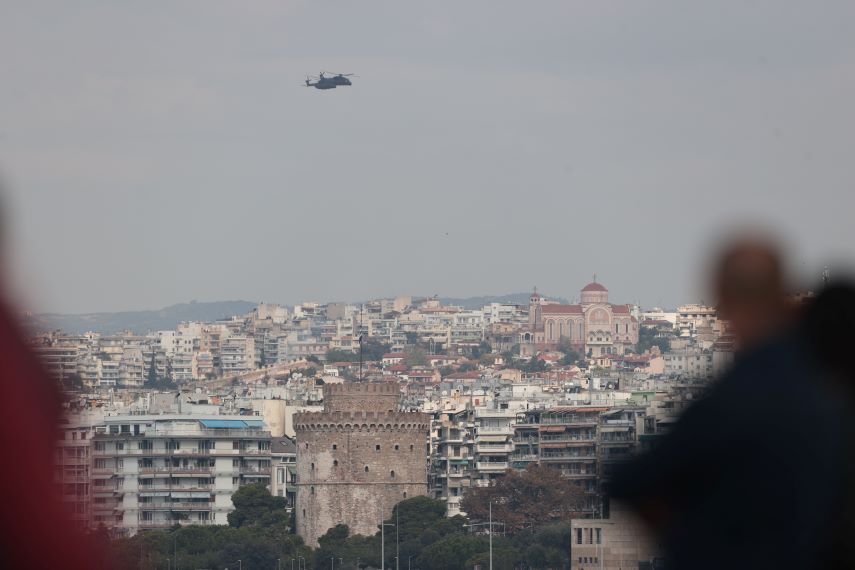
[663,349,714,379]
[91,415,271,535]
[220,335,256,376]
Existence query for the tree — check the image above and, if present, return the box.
[638,326,671,354]
[404,346,428,367]
[521,357,547,373]
[471,341,492,360]
[227,483,288,528]
[326,341,391,364]
[461,465,587,533]
[556,337,581,366]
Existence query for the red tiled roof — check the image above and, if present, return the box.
[541,304,583,314]
[382,353,405,359]
[611,304,631,314]
[582,282,608,292]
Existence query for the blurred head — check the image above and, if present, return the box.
[712,235,791,350]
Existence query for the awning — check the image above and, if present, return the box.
[139,492,170,498]
[244,420,265,428]
[539,426,565,433]
[476,435,508,442]
[199,419,248,429]
[171,492,211,499]
[540,442,570,449]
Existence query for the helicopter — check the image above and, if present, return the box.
[304,71,355,90]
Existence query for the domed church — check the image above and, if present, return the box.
[520,280,638,357]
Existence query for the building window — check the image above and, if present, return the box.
[333,460,338,467]
[364,466,369,472]
[410,444,414,451]
[596,528,602,544]
[310,463,314,471]
[390,470,395,479]
[310,486,314,495]
[403,492,407,498]
[375,445,381,451]
[576,528,582,545]
[332,444,337,450]
[394,444,399,451]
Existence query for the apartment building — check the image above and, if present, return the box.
[90,415,271,535]
[513,407,605,514]
[430,409,474,516]
[220,335,257,376]
[55,415,101,530]
[471,408,515,487]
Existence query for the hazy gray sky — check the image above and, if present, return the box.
[2,1,854,313]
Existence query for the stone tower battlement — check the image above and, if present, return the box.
[322,382,400,413]
[295,381,428,547]
[293,410,430,431]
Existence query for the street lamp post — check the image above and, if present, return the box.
[408,555,414,570]
[489,501,493,570]
[463,500,502,570]
[380,520,396,570]
[299,556,306,570]
[396,505,400,570]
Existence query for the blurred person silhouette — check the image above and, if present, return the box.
[0,191,105,568]
[610,234,848,569]
[802,280,855,568]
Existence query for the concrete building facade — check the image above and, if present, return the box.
[294,383,429,547]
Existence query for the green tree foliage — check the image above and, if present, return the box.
[556,337,581,365]
[105,522,310,570]
[227,482,288,528]
[470,341,493,360]
[107,492,579,569]
[520,357,547,373]
[637,326,671,354]
[404,346,428,367]
[327,340,391,364]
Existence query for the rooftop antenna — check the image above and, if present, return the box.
[358,304,364,381]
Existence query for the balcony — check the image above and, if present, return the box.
[475,461,509,472]
[141,502,213,511]
[138,466,209,475]
[475,444,514,454]
[541,453,597,461]
[476,428,513,437]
